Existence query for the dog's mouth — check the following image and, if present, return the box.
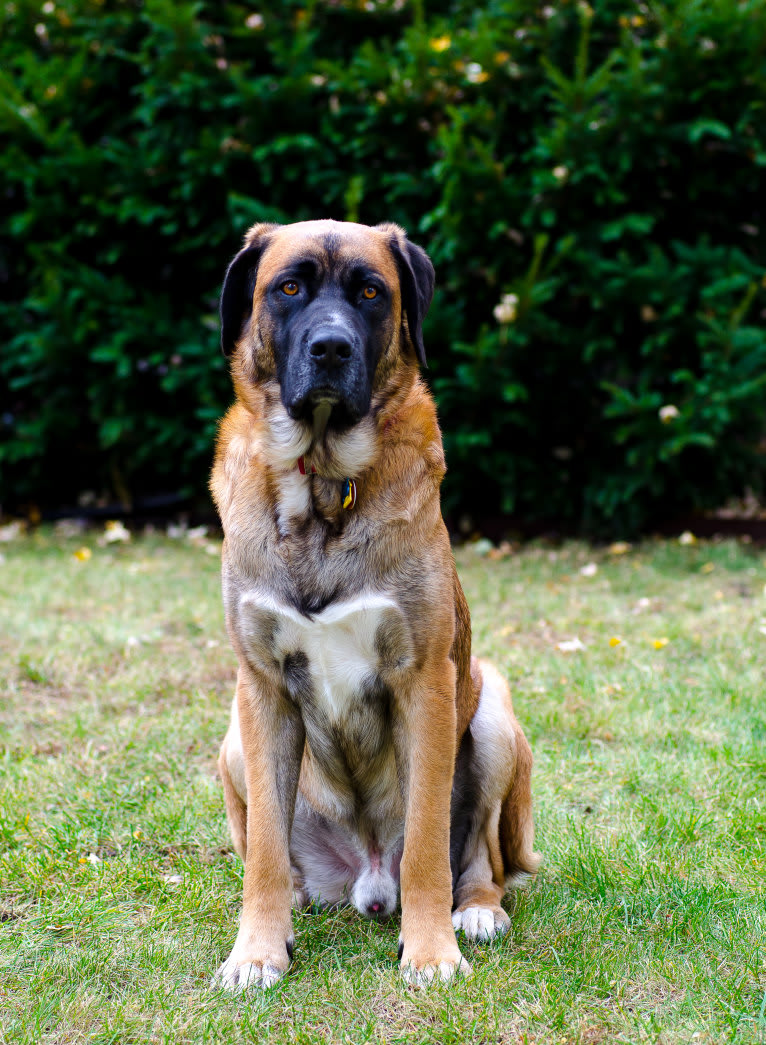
[287,389,361,432]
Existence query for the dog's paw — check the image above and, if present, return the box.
[400,957,472,987]
[212,943,291,992]
[399,938,471,987]
[452,905,510,942]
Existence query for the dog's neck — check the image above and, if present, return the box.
[261,384,378,482]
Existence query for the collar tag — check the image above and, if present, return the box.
[342,478,357,510]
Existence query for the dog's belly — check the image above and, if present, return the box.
[237,590,413,827]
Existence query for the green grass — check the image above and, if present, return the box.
[0,529,764,1044]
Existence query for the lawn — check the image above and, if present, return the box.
[0,528,764,1044]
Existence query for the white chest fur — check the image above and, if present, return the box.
[237,591,413,717]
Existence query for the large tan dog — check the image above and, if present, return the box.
[210,219,540,989]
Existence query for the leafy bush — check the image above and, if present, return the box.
[1,0,765,534]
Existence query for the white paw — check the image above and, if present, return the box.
[452,905,510,942]
[212,956,286,992]
[400,956,472,987]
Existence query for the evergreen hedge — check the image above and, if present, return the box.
[2,0,765,534]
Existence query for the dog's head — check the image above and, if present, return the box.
[220,220,434,433]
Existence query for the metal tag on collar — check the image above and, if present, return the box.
[342,478,357,510]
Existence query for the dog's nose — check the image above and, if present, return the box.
[308,333,352,369]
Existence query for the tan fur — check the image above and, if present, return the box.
[211,220,539,989]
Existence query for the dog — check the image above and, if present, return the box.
[210,219,540,989]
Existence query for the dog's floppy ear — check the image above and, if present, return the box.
[219,223,279,357]
[383,226,435,368]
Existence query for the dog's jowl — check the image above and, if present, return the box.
[210,220,541,989]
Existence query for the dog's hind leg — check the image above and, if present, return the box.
[450,658,540,942]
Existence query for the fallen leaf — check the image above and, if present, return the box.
[471,538,494,557]
[0,521,24,542]
[101,520,131,544]
[557,637,586,652]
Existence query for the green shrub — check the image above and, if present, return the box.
[1,0,765,534]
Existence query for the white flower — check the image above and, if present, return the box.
[493,292,518,324]
[465,62,489,84]
[659,404,680,423]
[580,562,598,577]
[679,530,696,545]
[245,12,264,29]
[552,165,569,183]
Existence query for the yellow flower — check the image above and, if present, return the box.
[73,547,92,562]
[653,637,669,649]
[429,35,451,52]
[609,636,622,647]
[701,562,715,574]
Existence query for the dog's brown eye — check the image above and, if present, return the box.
[281,281,299,296]
[362,286,378,300]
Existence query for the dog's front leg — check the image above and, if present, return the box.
[214,668,304,991]
[395,659,470,985]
